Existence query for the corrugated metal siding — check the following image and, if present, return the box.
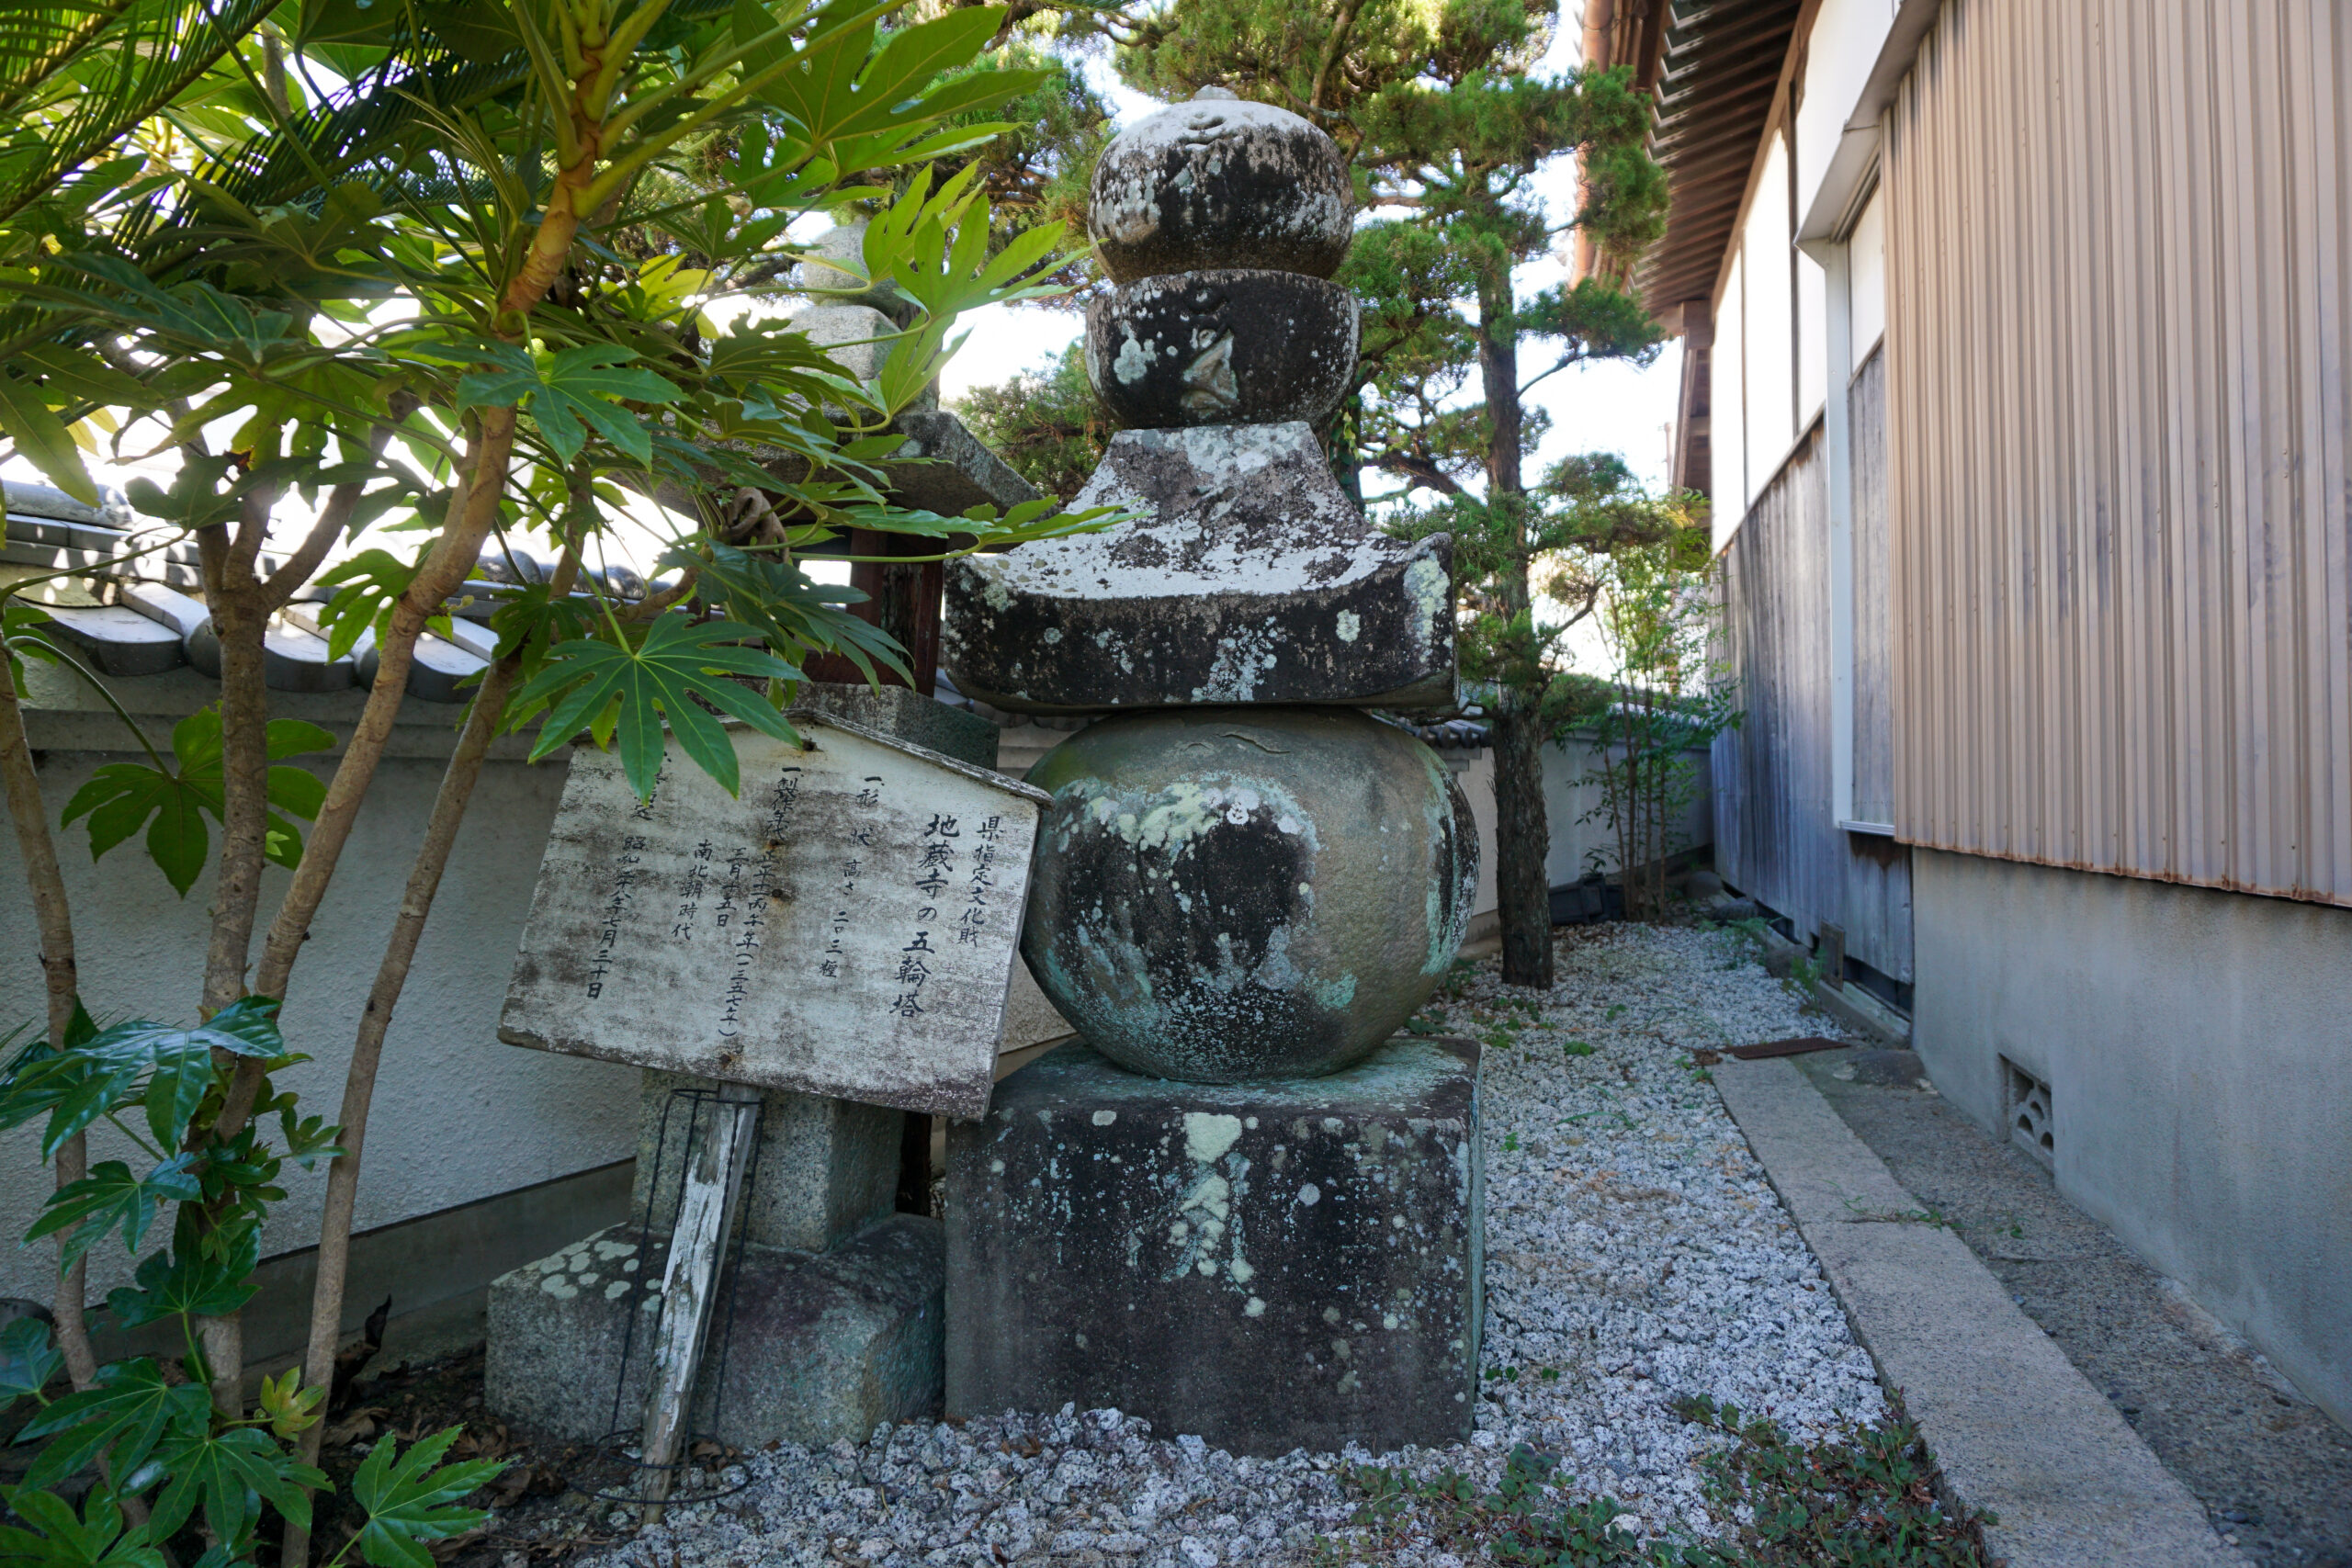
[1713,424,1916,981]
[1885,0,2352,904]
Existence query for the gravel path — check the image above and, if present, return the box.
[583,924,1886,1568]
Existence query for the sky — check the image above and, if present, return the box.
[934,29,1687,496]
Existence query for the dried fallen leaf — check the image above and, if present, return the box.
[427,1526,488,1563]
[325,1407,387,1447]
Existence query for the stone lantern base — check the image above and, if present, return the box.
[944,1038,1483,1455]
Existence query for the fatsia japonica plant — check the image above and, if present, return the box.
[0,0,1114,1561]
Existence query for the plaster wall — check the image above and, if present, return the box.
[1447,750,1498,924]
[0,675,643,1307]
[1541,738,1713,891]
[1910,848,2352,1427]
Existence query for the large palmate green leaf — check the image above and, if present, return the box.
[105,1227,262,1328]
[17,1358,209,1492]
[33,255,313,367]
[514,612,802,800]
[145,1423,325,1546]
[60,707,336,895]
[315,547,425,661]
[27,1153,202,1267]
[350,1427,507,1568]
[0,1316,62,1410]
[457,344,684,468]
[749,2,1038,175]
[678,542,910,688]
[0,1484,167,1568]
[0,995,288,1158]
[0,369,99,502]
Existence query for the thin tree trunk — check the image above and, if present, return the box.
[244,426,516,1015]
[278,528,580,1566]
[277,657,520,1563]
[191,494,288,1415]
[0,659,97,1390]
[201,587,273,1014]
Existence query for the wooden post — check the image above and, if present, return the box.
[638,1094,758,1519]
[801,528,945,692]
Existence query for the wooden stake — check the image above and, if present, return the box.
[638,1094,757,1520]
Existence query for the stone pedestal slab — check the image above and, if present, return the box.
[486,1214,944,1447]
[944,1038,1482,1455]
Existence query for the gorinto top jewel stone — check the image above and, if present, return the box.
[1088,89,1354,284]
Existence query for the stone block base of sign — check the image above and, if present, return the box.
[944,1038,1482,1455]
[486,1213,944,1448]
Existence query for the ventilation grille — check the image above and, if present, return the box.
[2004,1059,2054,1168]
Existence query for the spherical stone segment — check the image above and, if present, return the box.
[1089,93,1353,283]
[1086,270,1357,430]
[1019,707,1479,1082]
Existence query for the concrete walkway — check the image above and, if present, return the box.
[1713,1057,2239,1568]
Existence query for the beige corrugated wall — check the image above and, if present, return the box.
[1885,0,2352,903]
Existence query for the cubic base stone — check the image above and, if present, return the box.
[486,1214,944,1448]
[944,1038,1483,1456]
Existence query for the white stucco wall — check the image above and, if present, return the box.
[0,666,641,1305]
[1540,736,1714,889]
[1442,736,1715,939]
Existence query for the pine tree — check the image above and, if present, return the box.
[959,339,1109,498]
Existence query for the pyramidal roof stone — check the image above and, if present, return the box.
[943,423,1453,713]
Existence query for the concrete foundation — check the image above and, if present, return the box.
[1910,849,2352,1427]
[485,1213,944,1447]
[944,1038,1482,1455]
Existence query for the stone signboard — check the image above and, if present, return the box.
[499,711,1049,1118]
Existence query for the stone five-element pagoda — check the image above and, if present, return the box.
[941,89,1487,1455]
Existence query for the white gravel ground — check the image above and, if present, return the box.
[583,924,1886,1568]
